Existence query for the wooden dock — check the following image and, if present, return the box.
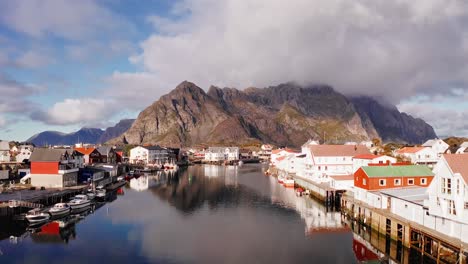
[342,193,468,264]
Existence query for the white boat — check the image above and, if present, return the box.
[48,203,71,217]
[283,179,295,188]
[95,187,106,199]
[86,192,96,200]
[68,195,91,210]
[25,208,50,224]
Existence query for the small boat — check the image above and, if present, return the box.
[68,195,91,210]
[48,203,71,217]
[283,179,295,188]
[277,176,285,184]
[95,187,106,199]
[86,192,96,200]
[25,208,50,224]
[295,188,304,196]
[238,160,244,166]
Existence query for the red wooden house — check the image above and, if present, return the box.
[354,165,434,191]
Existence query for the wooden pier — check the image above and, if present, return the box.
[342,193,468,263]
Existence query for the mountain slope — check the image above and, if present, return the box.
[27,128,104,146]
[115,81,436,147]
[99,119,135,143]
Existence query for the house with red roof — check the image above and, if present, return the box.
[352,154,397,173]
[74,147,101,164]
[395,146,438,167]
[426,154,468,241]
[300,144,371,182]
[270,148,297,166]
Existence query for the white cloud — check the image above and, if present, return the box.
[15,50,55,68]
[33,98,118,126]
[0,0,132,40]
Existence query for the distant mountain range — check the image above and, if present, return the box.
[27,119,135,146]
[108,81,436,147]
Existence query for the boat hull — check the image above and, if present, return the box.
[26,215,50,224]
[48,208,70,217]
[68,201,91,210]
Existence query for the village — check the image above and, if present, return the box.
[1,138,468,262]
[267,138,468,263]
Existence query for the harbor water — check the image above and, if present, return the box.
[0,164,433,263]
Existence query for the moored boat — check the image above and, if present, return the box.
[96,187,106,199]
[277,175,285,184]
[283,179,295,188]
[68,195,91,210]
[86,192,96,200]
[48,203,71,217]
[295,187,304,196]
[26,208,50,225]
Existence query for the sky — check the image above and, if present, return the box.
[0,0,467,141]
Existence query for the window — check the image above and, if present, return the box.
[394,179,401,186]
[318,166,321,171]
[325,166,328,171]
[448,178,452,194]
[379,179,386,186]
[457,179,460,194]
[363,179,367,185]
[442,178,446,194]
[437,197,440,206]
[420,178,427,185]
[465,202,468,210]
[343,157,345,161]
[408,179,414,185]
[449,200,456,215]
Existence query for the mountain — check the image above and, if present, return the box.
[27,128,104,146]
[98,119,135,143]
[113,81,436,147]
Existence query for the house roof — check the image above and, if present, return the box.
[74,147,97,155]
[361,165,433,178]
[144,145,166,151]
[276,156,286,162]
[443,154,468,184]
[97,146,113,155]
[379,187,428,206]
[30,148,68,162]
[395,146,426,154]
[309,145,370,157]
[422,139,436,147]
[272,148,296,154]
[329,175,354,181]
[353,154,382,160]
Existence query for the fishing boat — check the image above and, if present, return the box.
[25,208,50,224]
[295,187,304,196]
[48,203,71,217]
[277,175,285,184]
[67,195,91,210]
[86,191,96,200]
[95,187,106,200]
[283,179,295,188]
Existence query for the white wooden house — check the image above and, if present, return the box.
[130,146,171,164]
[0,141,10,162]
[204,147,239,162]
[352,154,397,173]
[395,146,439,167]
[422,139,449,155]
[15,145,34,162]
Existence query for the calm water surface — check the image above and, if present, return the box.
[0,164,370,263]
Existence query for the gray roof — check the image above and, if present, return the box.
[208,147,239,153]
[378,187,428,206]
[30,148,68,162]
[0,141,9,151]
[143,145,165,151]
[97,146,113,155]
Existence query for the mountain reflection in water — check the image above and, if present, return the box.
[0,164,360,264]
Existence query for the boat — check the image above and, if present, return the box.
[25,208,50,224]
[296,187,304,196]
[86,192,96,200]
[283,179,295,188]
[48,203,71,217]
[238,160,244,166]
[277,175,285,184]
[67,195,91,210]
[95,187,106,199]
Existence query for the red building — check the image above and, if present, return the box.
[354,165,434,190]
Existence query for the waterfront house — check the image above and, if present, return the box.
[422,138,449,155]
[301,144,370,182]
[395,146,438,167]
[354,165,434,191]
[270,148,297,166]
[204,147,239,162]
[455,142,468,154]
[15,144,34,163]
[0,141,11,162]
[74,147,101,164]
[426,154,468,239]
[258,144,273,161]
[130,145,171,164]
[96,146,116,164]
[329,174,354,190]
[352,154,397,173]
[29,148,84,188]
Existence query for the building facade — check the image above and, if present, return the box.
[204,147,239,162]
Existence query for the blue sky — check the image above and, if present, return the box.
[0,0,467,141]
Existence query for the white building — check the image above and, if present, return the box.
[15,145,34,163]
[455,142,468,154]
[0,141,11,162]
[395,146,439,166]
[422,139,449,155]
[258,144,273,161]
[204,147,239,162]
[301,144,370,182]
[352,154,397,173]
[425,154,468,242]
[129,146,171,164]
[270,148,297,166]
